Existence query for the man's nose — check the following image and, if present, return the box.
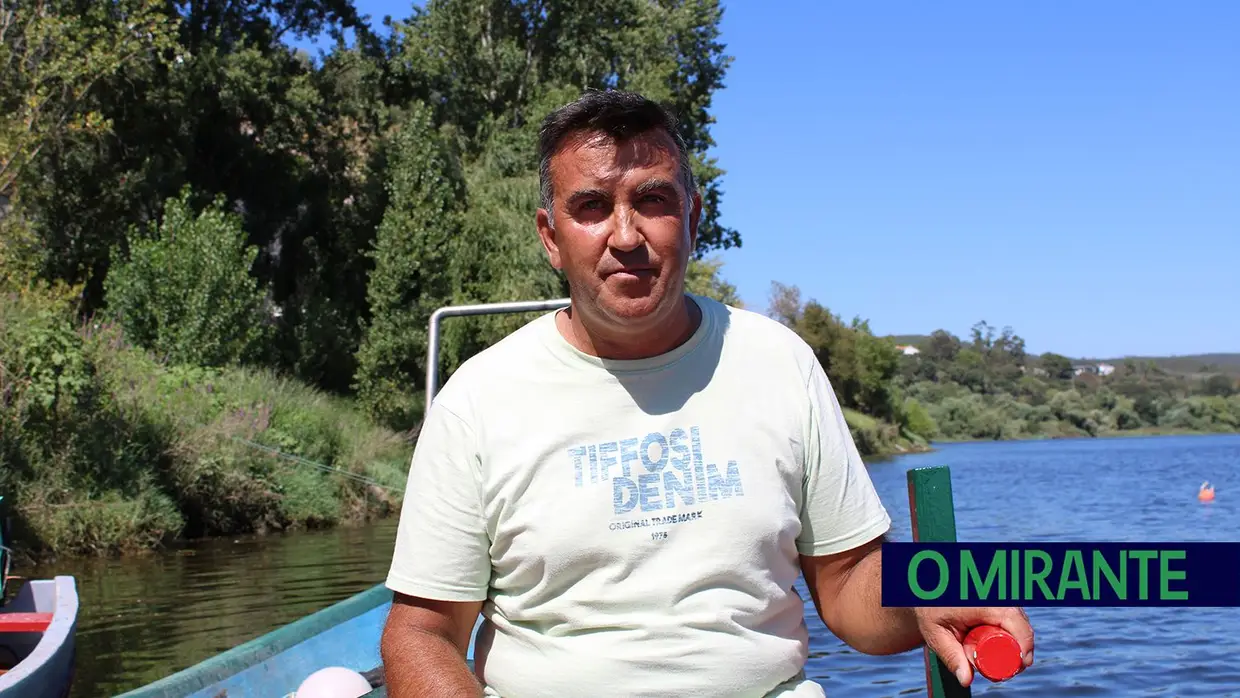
[607,206,643,252]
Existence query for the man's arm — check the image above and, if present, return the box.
[800,534,922,655]
[381,397,492,696]
[795,351,918,655]
[794,353,1034,685]
[381,593,483,698]
[801,535,1036,686]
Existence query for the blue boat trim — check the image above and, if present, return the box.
[115,583,394,698]
[117,582,483,697]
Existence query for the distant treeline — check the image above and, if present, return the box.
[766,283,1240,443]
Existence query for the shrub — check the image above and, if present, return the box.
[901,397,939,439]
[105,187,272,368]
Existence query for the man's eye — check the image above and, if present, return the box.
[641,194,666,204]
[581,200,604,210]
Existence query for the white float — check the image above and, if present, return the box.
[295,666,373,698]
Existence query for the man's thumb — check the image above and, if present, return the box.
[925,625,973,687]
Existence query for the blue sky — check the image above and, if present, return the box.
[320,1,1238,359]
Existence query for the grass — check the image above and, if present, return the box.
[1,291,411,560]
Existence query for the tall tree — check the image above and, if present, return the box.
[0,0,176,199]
[354,103,464,430]
[388,0,738,254]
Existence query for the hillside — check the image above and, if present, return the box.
[886,333,1240,378]
[1076,353,1240,378]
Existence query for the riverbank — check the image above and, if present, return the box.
[1,290,411,563]
[844,409,933,458]
[1,286,940,561]
[6,290,1227,561]
[929,425,1238,446]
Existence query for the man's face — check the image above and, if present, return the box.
[536,128,701,327]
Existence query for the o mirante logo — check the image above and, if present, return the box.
[882,542,1240,607]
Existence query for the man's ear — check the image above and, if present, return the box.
[536,207,563,270]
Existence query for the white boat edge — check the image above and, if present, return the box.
[0,575,78,698]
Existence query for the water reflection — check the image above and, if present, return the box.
[28,520,401,697]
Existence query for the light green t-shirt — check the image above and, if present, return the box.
[386,295,892,697]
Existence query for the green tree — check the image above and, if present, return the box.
[105,188,272,366]
[1039,352,1074,381]
[766,281,802,327]
[1202,374,1236,397]
[686,256,741,306]
[15,0,380,386]
[0,0,175,288]
[0,0,176,199]
[388,0,737,255]
[766,282,900,421]
[353,104,464,430]
[901,398,938,439]
[12,0,743,402]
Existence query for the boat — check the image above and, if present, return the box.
[0,495,80,698]
[0,576,79,698]
[114,583,480,698]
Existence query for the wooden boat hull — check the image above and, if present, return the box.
[118,583,480,698]
[0,576,78,698]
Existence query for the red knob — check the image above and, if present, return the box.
[963,625,1023,682]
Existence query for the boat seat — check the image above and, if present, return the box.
[0,612,53,633]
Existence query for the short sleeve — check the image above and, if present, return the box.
[385,400,491,601]
[795,359,892,557]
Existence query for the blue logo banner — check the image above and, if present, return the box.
[881,542,1240,607]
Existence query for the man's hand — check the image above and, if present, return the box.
[913,606,1035,686]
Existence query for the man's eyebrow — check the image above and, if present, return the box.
[565,188,609,206]
[634,178,679,197]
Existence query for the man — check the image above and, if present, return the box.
[381,90,1034,697]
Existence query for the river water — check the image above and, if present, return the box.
[22,433,1240,697]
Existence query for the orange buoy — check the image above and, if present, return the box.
[1199,482,1215,502]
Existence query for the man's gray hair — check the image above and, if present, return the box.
[537,90,697,220]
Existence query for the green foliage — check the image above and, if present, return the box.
[896,327,1240,441]
[842,408,926,458]
[0,0,177,198]
[0,290,90,416]
[901,398,938,439]
[0,290,409,557]
[1202,374,1237,397]
[1039,352,1075,381]
[686,257,742,307]
[768,282,901,422]
[105,188,272,368]
[11,0,737,386]
[434,158,566,380]
[767,280,1239,448]
[0,208,44,290]
[353,104,465,430]
[389,0,735,251]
